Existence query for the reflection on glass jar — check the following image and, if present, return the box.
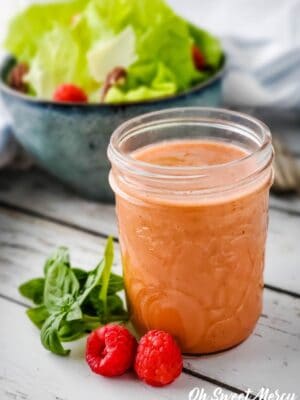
[108,108,273,354]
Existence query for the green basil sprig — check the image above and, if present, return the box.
[19,238,128,356]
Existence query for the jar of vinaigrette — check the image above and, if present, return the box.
[108,108,273,354]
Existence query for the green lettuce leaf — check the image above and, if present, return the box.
[24,26,80,99]
[105,62,177,103]
[4,0,223,102]
[84,0,197,102]
[4,0,88,63]
[84,0,223,102]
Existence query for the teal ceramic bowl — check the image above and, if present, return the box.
[0,57,224,202]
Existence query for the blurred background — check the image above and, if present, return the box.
[2,0,300,109]
[0,0,299,195]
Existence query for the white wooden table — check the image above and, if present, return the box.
[0,156,299,399]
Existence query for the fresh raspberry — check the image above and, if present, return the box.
[86,325,137,377]
[134,330,183,387]
[192,45,206,70]
[53,84,88,103]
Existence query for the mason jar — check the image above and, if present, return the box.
[108,108,273,354]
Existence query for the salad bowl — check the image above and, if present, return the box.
[0,56,224,202]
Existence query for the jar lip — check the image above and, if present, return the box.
[108,107,272,179]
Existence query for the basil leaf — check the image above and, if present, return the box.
[72,268,88,289]
[27,305,49,329]
[79,273,124,315]
[81,314,102,332]
[44,261,80,313]
[83,290,126,317]
[19,238,126,357]
[77,262,105,305]
[73,269,123,294]
[77,238,115,305]
[104,312,129,323]
[99,237,114,318]
[44,247,70,275]
[90,294,129,323]
[41,312,70,356]
[80,272,124,317]
[80,287,99,317]
[19,278,45,305]
[104,295,128,323]
[66,301,82,322]
[107,294,127,314]
[108,273,124,294]
[59,320,86,342]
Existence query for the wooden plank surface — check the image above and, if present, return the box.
[0,299,226,400]
[0,206,118,303]
[1,168,300,226]
[0,169,299,294]
[185,290,300,395]
[266,208,300,294]
[0,169,117,237]
[1,205,299,396]
[270,195,300,214]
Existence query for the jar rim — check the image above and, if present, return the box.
[108,107,272,181]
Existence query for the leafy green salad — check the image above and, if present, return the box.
[4,0,223,103]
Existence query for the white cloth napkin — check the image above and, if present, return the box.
[1,0,300,167]
[169,0,300,108]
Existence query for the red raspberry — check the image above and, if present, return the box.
[86,325,137,377]
[53,84,88,103]
[192,45,206,70]
[134,330,183,387]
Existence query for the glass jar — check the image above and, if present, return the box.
[108,108,273,354]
